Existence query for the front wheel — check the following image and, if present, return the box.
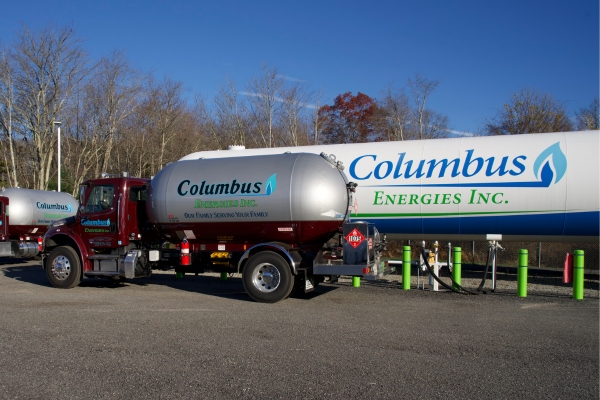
[242,251,294,303]
[46,246,82,289]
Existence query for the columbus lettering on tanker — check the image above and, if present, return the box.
[174,174,277,220]
[177,174,277,197]
[348,142,568,213]
[36,202,74,212]
[350,142,566,187]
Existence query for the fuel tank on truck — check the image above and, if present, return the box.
[146,153,350,248]
[0,188,78,238]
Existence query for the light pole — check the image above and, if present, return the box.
[53,121,61,192]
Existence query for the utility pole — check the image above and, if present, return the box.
[53,121,61,192]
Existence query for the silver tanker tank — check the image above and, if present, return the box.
[0,188,78,257]
[0,188,78,238]
[147,153,350,248]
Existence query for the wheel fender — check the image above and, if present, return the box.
[238,243,300,275]
[44,231,91,272]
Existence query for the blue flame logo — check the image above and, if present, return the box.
[265,174,277,195]
[533,142,567,185]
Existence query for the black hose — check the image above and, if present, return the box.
[476,244,492,293]
[420,242,501,295]
[420,247,480,295]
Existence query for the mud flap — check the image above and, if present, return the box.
[303,269,314,293]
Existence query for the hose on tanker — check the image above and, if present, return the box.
[476,244,493,293]
[421,242,504,294]
[420,247,481,295]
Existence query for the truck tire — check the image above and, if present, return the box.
[46,246,82,289]
[242,251,294,303]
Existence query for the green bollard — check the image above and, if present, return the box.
[220,272,228,281]
[452,247,462,290]
[517,249,528,297]
[402,245,411,290]
[573,250,584,300]
[352,276,360,287]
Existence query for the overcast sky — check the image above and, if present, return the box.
[1,0,598,135]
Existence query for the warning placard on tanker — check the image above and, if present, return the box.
[345,228,365,249]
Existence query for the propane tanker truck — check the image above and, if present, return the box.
[42,153,379,303]
[0,188,78,258]
[42,131,599,302]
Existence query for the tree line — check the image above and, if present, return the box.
[0,24,597,195]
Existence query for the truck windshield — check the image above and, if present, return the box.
[86,185,115,213]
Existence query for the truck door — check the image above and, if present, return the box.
[127,185,153,240]
[78,182,128,248]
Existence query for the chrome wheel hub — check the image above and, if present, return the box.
[51,255,71,281]
[252,263,281,293]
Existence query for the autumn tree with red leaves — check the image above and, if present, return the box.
[317,92,379,144]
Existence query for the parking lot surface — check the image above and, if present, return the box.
[0,258,598,399]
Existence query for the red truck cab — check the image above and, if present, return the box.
[43,176,153,288]
[75,176,150,249]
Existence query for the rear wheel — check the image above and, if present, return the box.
[242,251,294,303]
[46,246,82,289]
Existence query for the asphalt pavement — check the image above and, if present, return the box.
[0,258,598,399]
